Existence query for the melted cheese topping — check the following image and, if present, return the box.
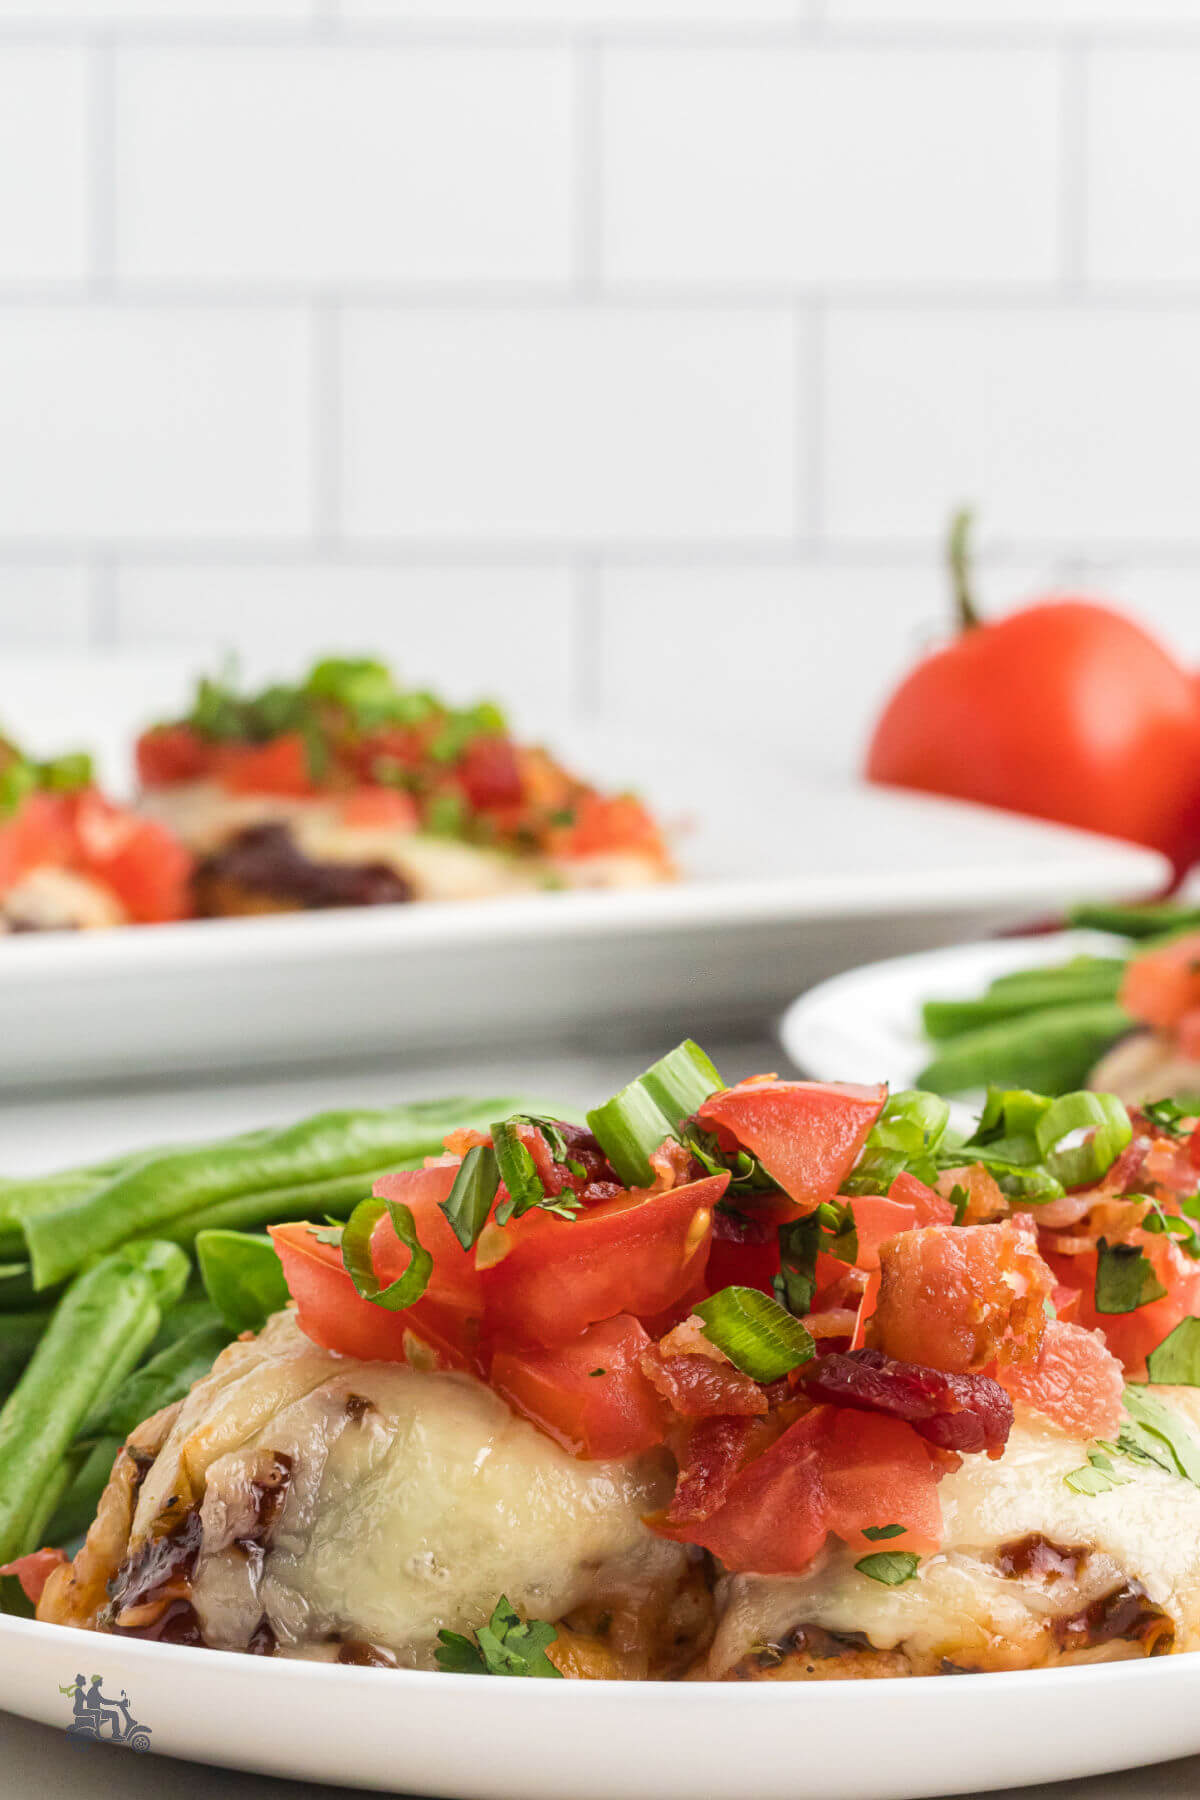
[707,1396,1200,1676]
[1,865,126,931]
[141,781,665,900]
[133,1312,684,1668]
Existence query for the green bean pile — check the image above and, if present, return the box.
[916,900,1200,1097]
[0,1094,544,1579]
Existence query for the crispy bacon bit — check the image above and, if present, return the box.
[645,1137,702,1195]
[666,1414,763,1525]
[800,1348,1013,1459]
[995,1319,1124,1441]
[519,1120,623,1204]
[870,1221,1053,1374]
[936,1163,1008,1224]
[641,1345,768,1418]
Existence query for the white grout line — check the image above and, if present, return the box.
[571,40,604,297]
[801,298,825,544]
[1057,38,1090,293]
[310,302,342,550]
[1,541,1200,573]
[88,555,118,649]
[569,557,604,718]
[86,38,117,294]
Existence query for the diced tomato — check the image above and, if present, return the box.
[458,736,524,811]
[887,1173,956,1227]
[371,1165,482,1318]
[872,1221,1053,1374]
[640,1343,768,1418]
[848,1183,956,1276]
[0,791,74,892]
[338,788,419,831]
[215,734,315,797]
[71,791,191,923]
[490,1316,666,1460]
[705,1212,781,1297]
[135,724,212,787]
[696,1080,886,1220]
[1044,1233,1200,1375]
[1120,932,1200,1031]
[479,1174,724,1349]
[996,1318,1124,1440]
[270,1219,476,1371]
[1050,1283,1081,1324]
[851,1269,881,1351]
[654,1407,832,1574]
[0,1547,67,1604]
[664,1414,764,1526]
[821,1411,942,1556]
[552,791,667,863]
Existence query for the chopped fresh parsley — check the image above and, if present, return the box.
[1146,1316,1200,1387]
[1063,1446,1133,1496]
[855,1552,920,1586]
[773,1202,858,1319]
[435,1597,562,1679]
[1094,1239,1168,1315]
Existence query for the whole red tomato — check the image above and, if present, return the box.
[866,513,1200,876]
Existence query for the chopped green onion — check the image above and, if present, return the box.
[341,1199,432,1311]
[967,1087,1052,1167]
[1035,1091,1132,1189]
[440,1145,500,1252]
[862,1523,907,1542]
[1146,1317,1200,1386]
[694,1286,814,1382]
[1094,1240,1167,1315]
[844,1089,949,1193]
[587,1040,723,1188]
[855,1552,919,1586]
[492,1120,546,1225]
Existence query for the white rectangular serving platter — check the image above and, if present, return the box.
[1,1612,1198,1800]
[0,652,1167,1088]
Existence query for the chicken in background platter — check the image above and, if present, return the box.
[0,655,673,934]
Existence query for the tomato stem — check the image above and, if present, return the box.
[948,507,981,632]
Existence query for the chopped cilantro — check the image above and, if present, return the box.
[1094,1239,1168,1315]
[435,1597,562,1678]
[855,1552,919,1586]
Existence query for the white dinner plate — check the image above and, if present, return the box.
[778,929,1129,1100]
[1,1613,1198,1799]
[0,651,1167,1088]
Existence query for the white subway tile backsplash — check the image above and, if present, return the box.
[117,48,573,287]
[114,564,576,718]
[340,308,801,544]
[604,48,1059,289]
[599,558,1200,769]
[830,1,1200,23]
[339,2,802,23]
[0,567,93,646]
[1087,52,1200,285]
[0,308,311,544]
[0,1,312,18]
[826,309,1200,547]
[0,50,89,286]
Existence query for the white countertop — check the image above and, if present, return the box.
[1,1033,1197,1800]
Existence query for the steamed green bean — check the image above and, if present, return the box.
[0,1248,171,1561]
[917,1001,1132,1098]
[22,1098,534,1291]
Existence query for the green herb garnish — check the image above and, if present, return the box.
[855,1552,919,1586]
[694,1286,814,1382]
[1146,1316,1200,1386]
[862,1523,907,1542]
[340,1198,431,1311]
[1094,1239,1168,1315]
[435,1597,562,1678]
